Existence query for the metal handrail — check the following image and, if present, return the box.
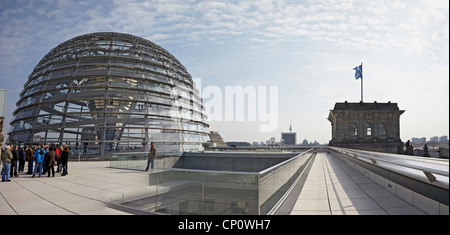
[258,148,314,175]
[330,147,449,177]
[154,166,260,175]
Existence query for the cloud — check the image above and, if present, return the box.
[10,1,447,66]
[1,0,448,84]
[18,1,448,59]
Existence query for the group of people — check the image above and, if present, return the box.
[1,143,70,182]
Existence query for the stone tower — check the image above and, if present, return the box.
[328,101,404,153]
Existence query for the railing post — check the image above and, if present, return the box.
[423,170,437,183]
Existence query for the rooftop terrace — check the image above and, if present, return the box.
[1,147,447,215]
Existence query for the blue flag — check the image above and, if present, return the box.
[353,65,362,80]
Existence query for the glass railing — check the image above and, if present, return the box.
[122,168,260,215]
[259,149,313,214]
[114,149,314,215]
[110,152,148,170]
[110,152,180,170]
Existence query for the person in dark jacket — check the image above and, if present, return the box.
[46,147,57,177]
[10,145,19,177]
[60,146,69,176]
[26,147,34,175]
[19,147,26,173]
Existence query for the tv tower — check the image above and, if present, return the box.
[282,116,296,145]
[289,116,292,133]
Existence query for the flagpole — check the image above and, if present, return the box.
[360,62,363,103]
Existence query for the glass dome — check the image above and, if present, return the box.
[8,32,210,156]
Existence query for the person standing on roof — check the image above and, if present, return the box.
[145,143,157,171]
[26,146,34,175]
[46,147,56,177]
[32,145,46,178]
[60,146,69,176]
[1,146,13,182]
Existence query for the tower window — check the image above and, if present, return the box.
[365,123,372,136]
[350,123,358,136]
[379,123,386,136]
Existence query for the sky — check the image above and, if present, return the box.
[0,0,448,145]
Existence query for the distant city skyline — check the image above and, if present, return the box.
[411,135,448,143]
[1,0,448,145]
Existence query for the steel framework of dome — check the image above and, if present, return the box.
[8,32,210,156]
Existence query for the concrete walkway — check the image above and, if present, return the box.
[290,153,428,215]
[0,161,152,215]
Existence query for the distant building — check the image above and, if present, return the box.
[266,137,276,146]
[281,132,296,145]
[281,119,297,145]
[439,136,448,143]
[412,137,426,144]
[429,136,439,142]
[226,142,251,147]
[301,139,308,145]
[328,101,404,153]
